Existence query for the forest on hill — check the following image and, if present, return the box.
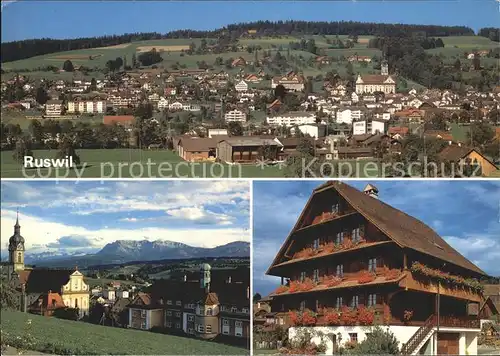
[1,20,478,63]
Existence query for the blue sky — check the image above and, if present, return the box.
[1,0,499,42]
[253,180,500,297]
[1,180,250,256]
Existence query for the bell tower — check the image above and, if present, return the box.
[200,263,211,292]
[8,209,26,273]
[381,59,389,76]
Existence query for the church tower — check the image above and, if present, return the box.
[200,263,211,292]
[381,59,389,76]
[8,210,26,273]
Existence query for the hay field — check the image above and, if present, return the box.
[136,45,190,52]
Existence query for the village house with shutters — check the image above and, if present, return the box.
[265,181,492,355]
[127,263,250,346]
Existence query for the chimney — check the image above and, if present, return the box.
[363,184,379,199]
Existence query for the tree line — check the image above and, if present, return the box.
[2,21,475,63]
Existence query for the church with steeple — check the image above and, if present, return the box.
[355,59,396,94]
[7,210,27,279]
[2,211,90,318]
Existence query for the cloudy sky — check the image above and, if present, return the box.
[1,180,250,257]
[253,180,500,296]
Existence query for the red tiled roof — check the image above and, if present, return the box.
[103,115,134,125]
[359,75,393,84]
[388,127,409,135]
[29,292,66,311]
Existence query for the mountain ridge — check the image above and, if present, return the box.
[15,240,250,268]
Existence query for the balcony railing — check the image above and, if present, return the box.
[439,316,480,329]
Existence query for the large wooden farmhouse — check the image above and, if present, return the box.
[266,181,489,355]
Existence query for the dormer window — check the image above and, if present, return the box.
[336,264,344,277]
[332,204,339,214]
[313,238,320,250]
[300,271,306,282]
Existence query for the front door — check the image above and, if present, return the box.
[437,332,459,355]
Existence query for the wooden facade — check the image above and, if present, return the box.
[266,181,486,335]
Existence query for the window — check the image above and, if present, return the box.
[176,323,181,329]
[223,319,229,325]
[231,307,238,313]
[188,328,194,334]
[368,258,377,272]
[332,203,339,214]
[235,321,243,327]
[188,315,194,322]
[166,321,172,327]
[313,269,320,283]
[140,310,146,318]
[368,294,377,307]
[175,312,181,318]
[352,228,361,242]
[300,271,306,282]
[336,232,344,245]
[300,300,306,311]
[242,308,249,314]
[141,321,147,330]
[206,325,212,332]
[176,300,182,306]
[166,310,172,316]
[313,238,320,250]
[336,264,344,277]
[167,300,172,305]
[336,297,343,309]
[207,308,213,316]
[198,325,204,333]
[17,252,22,263]
[349,333,358,343]
[351,295,359,308]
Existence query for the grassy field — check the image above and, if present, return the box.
[0,149,284,178]
[0,148,385,178]
[3,35,495,76]
[1,310,248,355]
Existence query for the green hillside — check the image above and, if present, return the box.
[1,310,248,355]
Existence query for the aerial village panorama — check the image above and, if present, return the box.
[1,2,499,178]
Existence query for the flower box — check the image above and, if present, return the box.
[357,270,376,284]
[274,285,289,294]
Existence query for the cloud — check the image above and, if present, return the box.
[1,180,250,255]
[165,206,233,225]
[46,235,97,249]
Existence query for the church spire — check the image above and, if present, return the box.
[15,208,20,227]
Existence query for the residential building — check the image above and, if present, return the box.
[336,108,365,125]
[297,124,326,139]
[438,145,499,177]
[217,137,282,164]
[271,73,305,92]
[267,112,317,127]
[44,100,63,117]
[235,80,249,92]
[266,181,486,355]
[67,97,107,114]
[128,264,250,343]
[352,119,386,135]
[225,110,247,122]
[177,137,218,162]
[157,97,169,110]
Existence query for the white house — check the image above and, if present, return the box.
[297,124,326,139]
[235,80,249,93]
[336,108,365,125]
[266,112,317,127]
[352,119,386,135]
[157,97,169,110]
[224,110,247,122]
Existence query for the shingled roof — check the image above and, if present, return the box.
[22,269,74,294]
[267,181,486,276]
[324,182,486,275]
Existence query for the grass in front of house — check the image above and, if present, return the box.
[1,310,248,355]
[0,149,284,178]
